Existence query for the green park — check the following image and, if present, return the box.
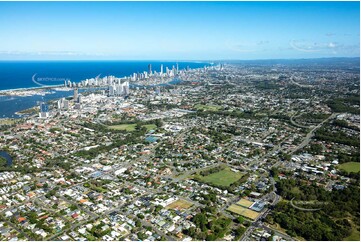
[197,167,244,187]
[338,162,360,173]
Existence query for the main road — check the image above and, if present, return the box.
[290,113,337,154]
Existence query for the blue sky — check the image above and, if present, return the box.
[0,1,359,60]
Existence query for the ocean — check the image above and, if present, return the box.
[0,61,209,118]
[0,61,208,90]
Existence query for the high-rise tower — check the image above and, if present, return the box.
[74,88,78,101]
[39,102,49,118]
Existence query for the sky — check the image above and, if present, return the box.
[0,1,359,60]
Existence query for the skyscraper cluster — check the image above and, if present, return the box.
[65,75,129,88]
[65,80,78,88]
[57,90,82,111]
[64,63,197,88]
[130,64,181,81]
[57,98,69,110]
[108,81,130,96]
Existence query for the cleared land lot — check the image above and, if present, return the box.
[338,162,360,173]
[108,123,156,131]
[227,204,260,220]
[166,199,193,210]
[198,167,243,187]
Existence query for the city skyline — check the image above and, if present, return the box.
[0,1,359,60]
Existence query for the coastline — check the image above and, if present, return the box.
[0,62,210,118]
[0,87,75,119]
[0,84,64,95]
[0,61,210,93]
[0,77,182,119]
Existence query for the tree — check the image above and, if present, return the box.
[135,123,142,132]
[237,216,244,224]
[155,119,163,128]
[135,220,141,228]
[69,204,78,211]
[234,226,246,238]
[137,232,146,240]
[0,157,7,167]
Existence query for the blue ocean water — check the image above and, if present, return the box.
[0,61,209,118]
[0,61,208,90]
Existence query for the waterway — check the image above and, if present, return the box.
[0,78,184,118]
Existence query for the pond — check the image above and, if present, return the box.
[0,151,13,167]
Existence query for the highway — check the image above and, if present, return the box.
[290,77,313,88]
[290,113,337,154]
[290,113,313,129]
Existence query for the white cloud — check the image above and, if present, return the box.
[290,39,359,55]
[289,40,321,52]
[227,40,270,53]
[328,42,337,48]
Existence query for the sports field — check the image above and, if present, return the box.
[227,204,260,220]
[108,123,156,131]
[236,199,254,208]
[166,199,193,210]
[199,168,243,187]
[338,162,360,173]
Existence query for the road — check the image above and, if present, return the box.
[48,189,155,241]
[241,114,338,241]
[290,113,313,129]
[246,135,290,169]
[89,113,337,241]
[47,128,181,240]
[239,173,281,241]
[0,214,32,240]
[5,111,340,240]
[290,78,313,88]
[33,196,69,223]
[59,195,98,220]
[290,113,337,154]
[241,220,295,241]
[129,214,174,241]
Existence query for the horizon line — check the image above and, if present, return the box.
[0,56,359,62]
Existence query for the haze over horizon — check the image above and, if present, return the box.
[0,1,359,60]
